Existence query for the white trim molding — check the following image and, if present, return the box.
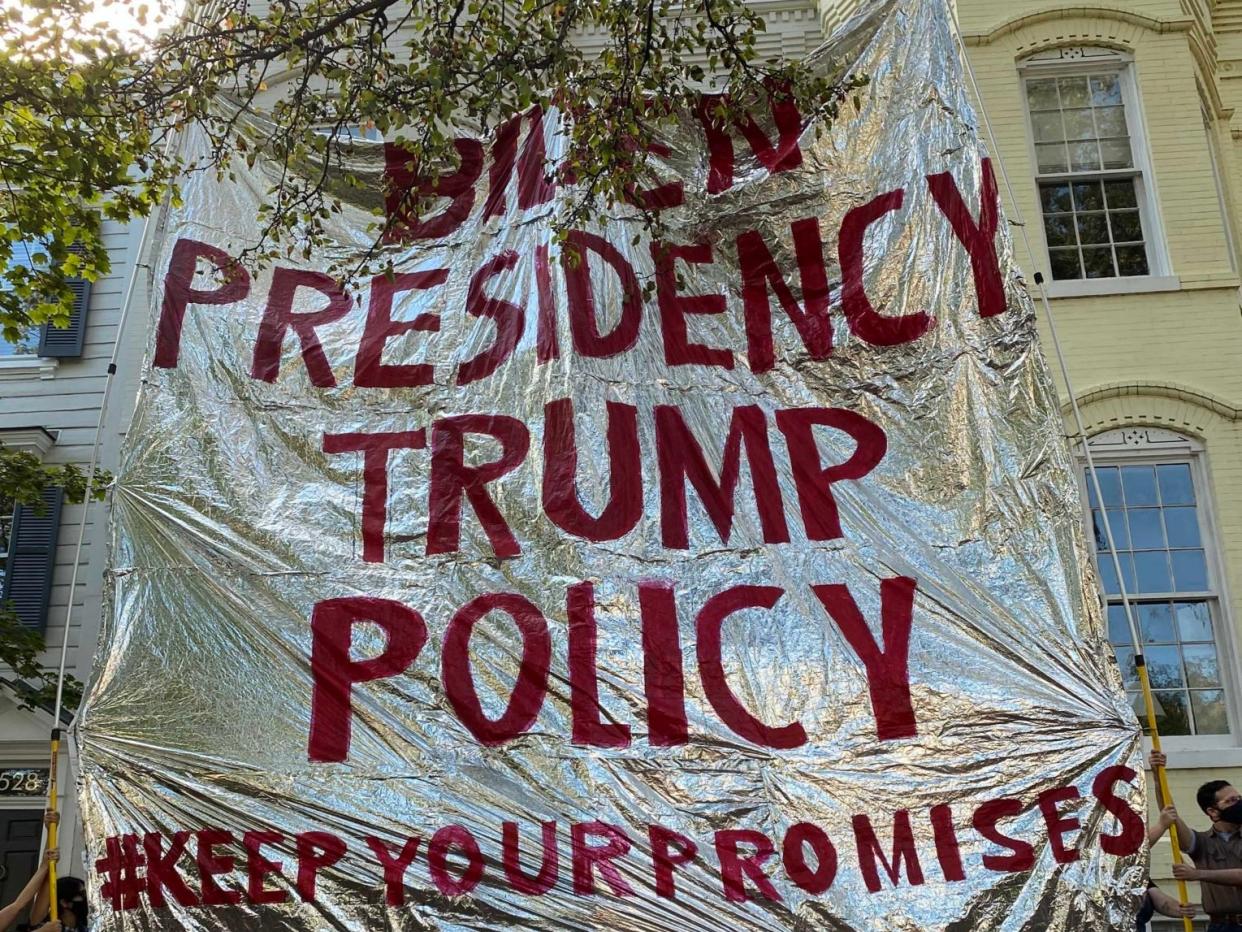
[0,355,58,380]
[0,426,55,459]
[1046,274,1180,298]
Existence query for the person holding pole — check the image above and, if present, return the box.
[1137,881,1200,932]
[1145,795,1201,930]
[0,813,61,932]
[1150,751,1242,932]
[26,877,86,932]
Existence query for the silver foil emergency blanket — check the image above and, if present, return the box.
[77,0,1145,928]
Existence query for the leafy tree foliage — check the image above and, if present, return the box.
[2,0,862,330]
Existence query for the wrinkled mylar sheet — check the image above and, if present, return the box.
[77,0,1146,928]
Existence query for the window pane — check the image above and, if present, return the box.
[1114,647,1138,687]
[1031,111,1066,143]
[1058,76,1091,107]
[1094,106,1127,137]
[1104,507,1129,549]
[1110,210,1142,243]
[1134,550,1173,593]
[1184,645,1221,688]
[1044,214,1077,247]
[1077,212,1110,244]
[1175,601,1213,641]
[1070,141,1102,172]
[1164,507,1201,548]
[1172,550,1209,591]
[1107,604,1130,644]
[1101,138,1133,169]
[1115,245,1149,276]
[1103,179,1138,209]
[1082,246,1116,278]
[1095,467,1123,506]
[1138,602,1174,642]
[1093,509,1112,550]
[1090,74,1122,106]
[1036,143,1070,174]
[1049,247,1082,280]
[0,330,39,357]
[1027,77,1060,110]
[1157,465,1194,505]
[1041,182,1072,213]
[1122,466,1158,505]
[1063,108,1095,140]
[1191,690,1229,734]
[1147,645,1185,688]
[1151,690,1192,735]
[1072,180,1105,211]
[1128,509,1165,549]
[1100,553,1135,595]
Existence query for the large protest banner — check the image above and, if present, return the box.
[76,0,1148,927]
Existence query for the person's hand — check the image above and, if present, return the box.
[1173,862,1200,881]
[43,809,59,827]
[1156,805,1178,828]
[1177,903,1200,918]
[41,846,59,865]
[1150,750,1168,770]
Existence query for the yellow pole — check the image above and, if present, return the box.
[1135,663,1194,931]
[46,728,60,924]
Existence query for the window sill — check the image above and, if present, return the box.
[0,356,58,380]
[1143,737,1242,769]
[1043,275,1181,299]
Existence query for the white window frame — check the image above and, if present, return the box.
[0,238,60,379]
[1081,427,1241,756]
[1019,46,1177,298]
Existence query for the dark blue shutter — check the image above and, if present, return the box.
[0,486,64,631]
[37,279,91,358]
[38,245,92,358]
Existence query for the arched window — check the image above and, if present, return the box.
[1019,46,1167,286]
[1084,428,1232,737]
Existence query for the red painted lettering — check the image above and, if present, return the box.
[354,270,446,388]
[714,828,781,903]
[852,811,924,893]
[365,836,421,907]
[457,251,524,385]
[308,596,428,763]
[251,268,352,386]
[322,430,428,564]
[775,407,886,541]
[927,158,1006,317]
[427,414,529,558]
[697,585,806,749]
[441,592,551,745]
[812,576,918,741]
[655,404,789,548]
[155,238,249,369]
[542,398,641,542]
[737,218,832,373]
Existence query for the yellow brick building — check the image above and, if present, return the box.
[853,0,1242,916]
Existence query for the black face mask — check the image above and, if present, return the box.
[1216,801,1242,825]
[64,896,88,925]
